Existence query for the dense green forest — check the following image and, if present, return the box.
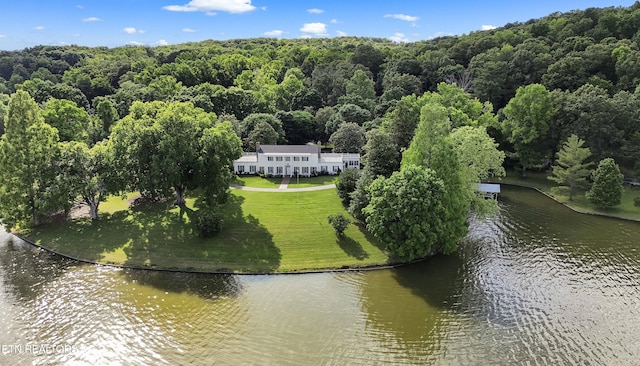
[1,3,640,259]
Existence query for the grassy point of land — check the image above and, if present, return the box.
[21,188,389,273]
[492,169,640,221]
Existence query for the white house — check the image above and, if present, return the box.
[233,143,360,177]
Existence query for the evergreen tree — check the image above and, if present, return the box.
[548,134,592,200]
[586,158,623,207]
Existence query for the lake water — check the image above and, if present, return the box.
[1,186,639,365]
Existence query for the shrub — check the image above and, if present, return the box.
[336,169,361,206]
[195,208,223,238]
[634,196,640,207]
[327,214,350,236]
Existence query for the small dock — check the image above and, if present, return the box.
[477,183,501,200]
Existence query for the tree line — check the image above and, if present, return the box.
[1,3,639,256]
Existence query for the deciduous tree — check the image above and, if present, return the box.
[503,83,556,176]
[244,120,279,151]
[329,122,365,153]
[58,141,111,220]
[40,98,90,142]
[364,165,447,260]
[0,91,61,228]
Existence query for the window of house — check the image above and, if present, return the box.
[293,156,300,161]
[250,165,256,173]
[238,165,245,173]
[321,166,328,172]
[302,167,309,174]
[333,166,339,172]
[285,156,291,161]
[302,156,309,161]
[311,167,317,174]
[276,156,283,161]
[267,156,274,161]
[268,167,274,174]
[276,167,283,175]
[259,167,264,173]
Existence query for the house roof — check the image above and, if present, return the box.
[258,144,318,154]
[236,155,258,163]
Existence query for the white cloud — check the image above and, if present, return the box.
[389,32,409,43]
[261,6,267,10]
[76,5,84,9]
[163,0,255,14]
[264,30,284,37]
[481,24,497,31]
[0,34,6,38]
[308,8,324,14]
[156,39,170,46]
[82,17,102,22]
[34,26,45,31]
[330,19,341,24]
[182,28,198,32]
[123,27,145,34]
[336,30,347,37]
[300,22,327,36]
[73,33,81,37]
[384,14,419,22]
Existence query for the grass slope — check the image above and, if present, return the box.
[23,189,389,273]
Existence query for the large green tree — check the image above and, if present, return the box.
[364,165,447,260]
[0,90,61,228]
[58,141,111,220]
[586,158,623,208]
[241,113,286,144]
[329,122,365,153]
[40,98,90,142]
[361,129,400,178]
[244,120,279,151]
[548,134,593,200]
[503,83,556,176]
[109,101,242,206]
[402,103,469,253]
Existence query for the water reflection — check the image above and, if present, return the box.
[121,270,243,300]
[0,234,79,301]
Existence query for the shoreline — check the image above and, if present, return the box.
[12,184,638,276]
[13,233,427,276]
[497,182,640,223]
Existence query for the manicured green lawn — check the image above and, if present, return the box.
[287,175,337,188]
[233,175,336,188]
[490,169,640,221]
[232,175,282,188]
[22,189,389,273]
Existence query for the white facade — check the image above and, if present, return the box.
[234,144,360,177]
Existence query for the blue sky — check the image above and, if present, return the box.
[0,0,637,50]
